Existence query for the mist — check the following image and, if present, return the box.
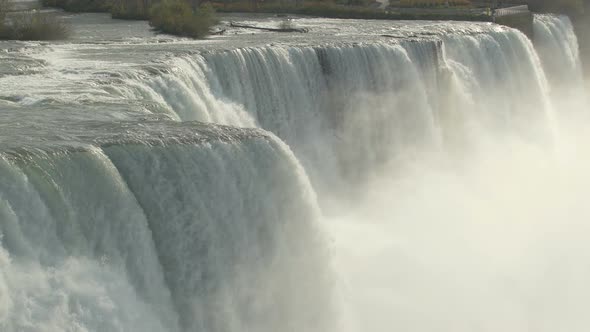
[324,14,590,332]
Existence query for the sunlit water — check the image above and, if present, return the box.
[0,12,588,332]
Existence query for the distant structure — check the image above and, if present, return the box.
[493,2,533,37]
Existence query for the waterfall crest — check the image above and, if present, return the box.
[121,27,554,194]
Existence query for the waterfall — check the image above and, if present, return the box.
[0,123,332,332]
[1,13,588,332]
[533,14,587,121]
[118,27,554,195]
[533,14,583,86]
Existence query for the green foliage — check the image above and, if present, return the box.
[0,11,69,40]
[399,0,471,7]
[0,0,11,24]
[111,0,149,19]
[39,0,217,38]
[42,0,111,12]
[213,1,488,21]
[149,1,216,38]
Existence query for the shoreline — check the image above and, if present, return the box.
[211,3,492,22]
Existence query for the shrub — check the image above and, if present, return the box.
[42,0,111,12]
[399,0,471,7]
[149,0,216,38]
[0,11,69,40]
[111,0,149,19]
[213,0,488,20]
[0,0,11,24]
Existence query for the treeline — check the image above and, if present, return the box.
[0,0,69,40]
[43,0,217,37]
[42,0,111,13]
[213,0,490,21]
[399,0,472,7]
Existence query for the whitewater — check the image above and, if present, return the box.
[0,11,588,332]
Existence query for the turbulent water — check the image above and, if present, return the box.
[0,12,588,332]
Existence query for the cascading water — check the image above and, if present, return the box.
[120,26,554,196]
[533,14,587,122]
[0,121,331,332]
[104,139,332,332]
[534,15,584,87]
[0,12,588,332]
